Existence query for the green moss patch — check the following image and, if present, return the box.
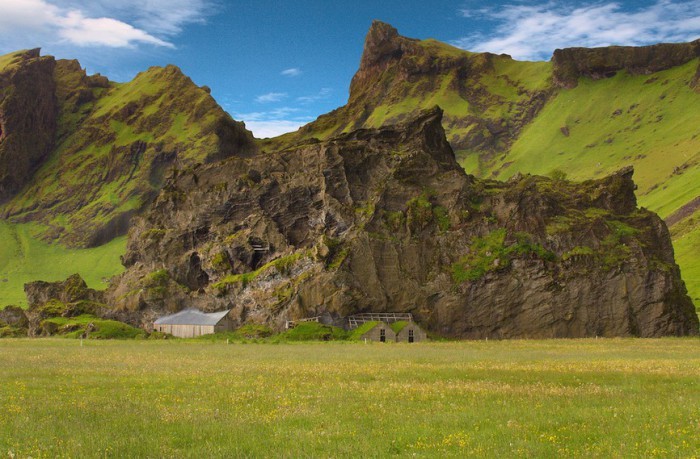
[348,321,380,340]
[40,314,145,339]
[390,321,410,334]
[213,251,311,294]
[452,230,556,283]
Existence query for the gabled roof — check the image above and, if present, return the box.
[154,309,230,326]
[390,321,410,334]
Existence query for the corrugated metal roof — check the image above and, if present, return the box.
[154,308,230,326]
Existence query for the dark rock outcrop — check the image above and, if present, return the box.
[106,108,698,338]
[0,49,57,203]
[553,39,700,88]
[25,273,104,307]
[23,274,108,336]
[0,305,28,336]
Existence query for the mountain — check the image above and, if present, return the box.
[0,49,255,305]
[25,108,697,338]
[265,21,700,308]
[0,24,698,337]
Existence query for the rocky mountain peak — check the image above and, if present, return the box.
[0,48,57,203]
[349,21,417,98]
[359,21,402,69]
[552,39,700,88]
[11,48,41,62]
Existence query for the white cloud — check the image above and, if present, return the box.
[255,92,288,103]
[454,0,700,61]
[243,120,308,139]
[234,107,313,138]
[281,67,302,77]
[57,11,172,48]
[0,0,215,51]
[297,87,332,104]
[0,0,60,30]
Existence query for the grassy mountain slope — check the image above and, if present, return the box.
[0,50,255,307]
[0,221,125,307]
[269,22,699,308]
[1,54,255,248]
[492,60,700,305]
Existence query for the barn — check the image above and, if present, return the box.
[353,321,397,343]
[153,309,231,338]
[392,321,427,343]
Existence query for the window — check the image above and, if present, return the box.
[380,328,386,342]
[408,329,414,343]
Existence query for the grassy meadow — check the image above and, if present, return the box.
[1,338,699,457]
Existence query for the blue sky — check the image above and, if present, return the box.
[1,0,699,138]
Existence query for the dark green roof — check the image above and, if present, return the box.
[390,321,410,333]
[348,321,381,340]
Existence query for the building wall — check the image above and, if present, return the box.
[154,324,216,338]
[360,322,396,342]
[214,319,233,334]
[396,324,427,343]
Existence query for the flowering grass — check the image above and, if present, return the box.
[0,338,699,457]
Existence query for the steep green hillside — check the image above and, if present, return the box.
[490,60,699,207]
[0,221,125,307]
[1,53,255,248]
[0,49,255,307]
[477,60,700,306]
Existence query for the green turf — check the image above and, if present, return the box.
[0,338,698,457]
[0,222,126,308]
[42,314,146,339]
[674,223,700,310]
[496,60,700,217]
[0,50,26,72]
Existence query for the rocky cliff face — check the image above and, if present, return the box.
[263,22,700,309]
[103,108,698,338]
[0,50,256,247]
[0,49,57,203]
[553,40,700,88]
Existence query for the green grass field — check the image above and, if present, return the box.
[0,222,126,307]
[1,339,698,457]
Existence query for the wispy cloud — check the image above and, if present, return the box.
[239,107,302,121]
[454,0,700,60]
[297,87,332,104]
[0,0,215,51]
[281,67,302,77]
[105,0,215,36]
[255,92,288,103]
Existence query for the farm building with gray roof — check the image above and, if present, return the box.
[153,309,231,338]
